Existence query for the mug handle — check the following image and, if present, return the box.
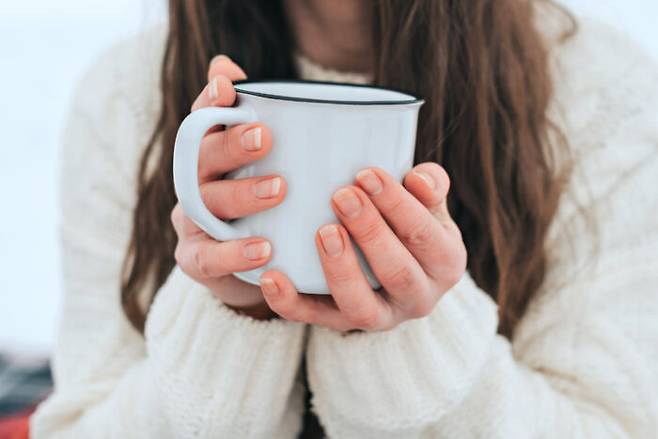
[173,105,259,241]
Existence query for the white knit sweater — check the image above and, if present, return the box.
[31,9,658,439]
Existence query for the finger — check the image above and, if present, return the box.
[402,163,453,228]
[191,74,237,111]
[171,203,205,239]
[190,54,246,112]
[315,223,395,330]
[331,185,430,308]
[198,123,273,182]
[175,236,272,279]
[259,270,354,332]
[355,166,463,283]
[207,54,248,83]
[200,174,287,220]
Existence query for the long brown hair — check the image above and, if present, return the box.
[121,0,576,338]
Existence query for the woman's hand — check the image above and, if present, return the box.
[171,55,285,320]
[258,163,467,331]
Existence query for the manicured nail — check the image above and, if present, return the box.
[243,240,271,260]
[209,77,219,100]
[413,171,436,190]
[241,127,262,151]
[252,177,281,199]
[333,187,362,218]
[319,225,344,257]
[210,54,231,66]
[260,277,279,295]
[356,169,383,195]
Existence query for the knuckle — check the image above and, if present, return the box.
[408,294,436,319]
[325,267,356,285]
[401,221,435,247]
[431,267,462,291]
[446,261,466,287]
[447,221,464,243]
[170,204,183,229]
[441,246,467,287]
[195,244,213,278]
[173,243,185,264]
[355,221,384,246]
[384,195,405,213]
[382,264,417,292]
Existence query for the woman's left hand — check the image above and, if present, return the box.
[258,162,467,332]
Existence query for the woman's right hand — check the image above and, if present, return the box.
[170,55,286,320]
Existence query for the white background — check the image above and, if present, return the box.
[0,1,657,356]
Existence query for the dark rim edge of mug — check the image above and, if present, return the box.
[233,79,424,106]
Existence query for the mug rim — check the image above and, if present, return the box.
[233,79,424,106]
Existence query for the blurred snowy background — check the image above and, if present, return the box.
[0,0,657,356]
[0,0,165,356]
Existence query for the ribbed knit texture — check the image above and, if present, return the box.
[31,8,658,439]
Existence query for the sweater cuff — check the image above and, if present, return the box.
[144,266,307,435]
[307,273,499,430]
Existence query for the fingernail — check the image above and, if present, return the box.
[209,77,219,100]
[319,224,344,257]
[243,240,271,260]
[210,54,231,66]
[260,277,279,295]
[252,177,281,199]
[413,171,436,190]
[241,127,262,151]
[333,188,362,218]
[356,169,383,195]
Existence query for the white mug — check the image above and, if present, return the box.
[173,80,424,294]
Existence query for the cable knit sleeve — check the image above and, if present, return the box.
[306,19,658,438]
[30,28,307,439]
